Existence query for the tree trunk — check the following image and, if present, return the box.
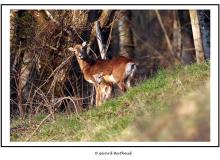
[189,10,205,63]
[89,10,115,44]
[198,10,210,60]
[95,21,106,59]
[172,10,181,59]
[118,10,135,58]
[10,10,30,117]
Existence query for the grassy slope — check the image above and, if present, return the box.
[11,63,210,141]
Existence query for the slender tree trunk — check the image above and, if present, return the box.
[172,10,181,59]
[10,10,30,117]
[89,10,115,44]
[118,10,135,58]
[95,21,106,59]
[189,10,205,63]
[198,10,210,60]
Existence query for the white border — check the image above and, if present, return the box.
[1,4,219,147]
[1,5,218,10]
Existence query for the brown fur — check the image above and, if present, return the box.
[69,44,136,92]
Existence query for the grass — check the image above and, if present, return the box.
[10,62,210,142]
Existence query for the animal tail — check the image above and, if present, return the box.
[125,62,137,81]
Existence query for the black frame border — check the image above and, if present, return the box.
[0,3,219,148]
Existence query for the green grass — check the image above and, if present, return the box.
[10,62,210,141]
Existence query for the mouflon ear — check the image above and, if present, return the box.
[68,47,74,52]
[68,47,76,54]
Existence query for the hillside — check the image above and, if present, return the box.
[10,62,210,142]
